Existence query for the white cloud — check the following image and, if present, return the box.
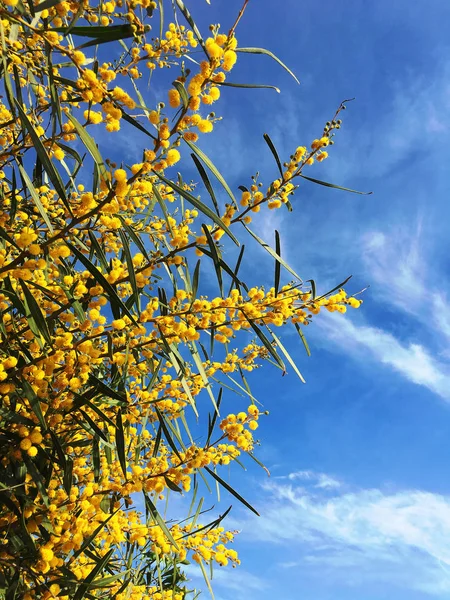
[362,224,426,314]
[277,470,341,490]
[319,312,450,401]
[186,564,267,600]
[238,474,450,594]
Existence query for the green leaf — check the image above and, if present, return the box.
[119,229,140,312]
[263,133,283,179]
[294,323,311,357]
[34,0,63,12]
[201,224,223,296]
[204,466,259,516]
[154,405,182,461]
[205,388,222,447]
[115,409,127,479]
[20,380,46,430]
[227,244,246,296]
[267,326,305,383]
[19,279,52,347]
[120,110,157,140]
[67,242,138,325]
[184,139,237,208]
[172,80,189,109]
[191,259,201,300]
[78,408,109,443]
[117,215,150,261]
[88,231,109,272]
[63,457,73,495]
[242,316,285,372]
[198,558,215,600]
[190,153,220,216]
[299,174,372,195]
[174,0,208,57]
[15,101,71,214]
[155,172,239,246]
[66,114,108,182]
[17,162,54,235]
[217,81,280,93]
[236,47,300,84]
[274,230,281,297]
[0,224,20,251]
[88,374,127,404]
[144,493,179,550]
[23,454,49,507]
[200,247,247,293]
[54,23,135,39]
[73,548,114,600]
[243,224,303,284]
[73,509,119,560]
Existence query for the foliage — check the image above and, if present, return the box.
[0,0,364,598]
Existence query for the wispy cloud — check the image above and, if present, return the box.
[276,470,341,490]
[238,473,450,595]
[319,312,450,401]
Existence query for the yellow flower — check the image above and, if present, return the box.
[198,119,213,133]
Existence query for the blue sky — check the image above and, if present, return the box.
[148,1,450,599]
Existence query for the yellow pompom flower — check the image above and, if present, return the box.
[197,119,213,133]
[168,88,181,108]
[166,149,181,166]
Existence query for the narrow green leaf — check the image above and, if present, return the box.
[172,80,189,109]
[243,224,303,283]
[200,247,247,292]
[202,224,223,297]
[67,242,138,325]
[120,110,157,140]
[88,231,109,272]
[294,323,311,357]
[23,454,49,507]
[115,409,127,479]
[66,114,108,182]
[78,408,109,443]
[236,47,300,84]
[117,214,150,261]
[243,315,285,372]
[17,163,54,234]
[155,172,239,246]
[88,374,127,404]
[184,139,237,208]
[267,326,305,383]
[73,510,118,560]
[274,230,281,297]
[21,380,46,430]
[119,229,140,313]
[0,224,21,251]
[299,174,372,195]
[144,493,179,550]
[204,466,259,516]
[174,0,208,57]
[63,457,73,495]
[190,340,218,413]
[191,260,200,301]
[198,558,215,600]
[15,101,71,213]
[20,279,52,346]
[217,81,280,93]
[158,0,164,39]
[73,548,114,600]
[263,133,283,179]
[205,388,222,447]
[154,405,182,461]
[34,0,62,12]
[190,153,220,216]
